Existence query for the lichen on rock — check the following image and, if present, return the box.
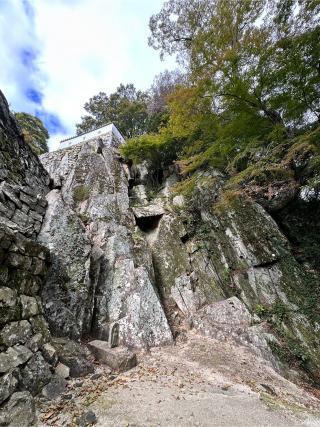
[39,140,173,349]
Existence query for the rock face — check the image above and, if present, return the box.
[39,141,173,348]
[126,164,320,381]
[0,91,97,421]
[37,129,320,383]
[194,193,320,380]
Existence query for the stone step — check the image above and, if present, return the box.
[87,340,137,373]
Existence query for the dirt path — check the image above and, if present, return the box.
[38,333,320,427]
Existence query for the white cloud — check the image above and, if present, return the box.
[33,0,130,147]
[0,0,42,111]
[0,0,176,151]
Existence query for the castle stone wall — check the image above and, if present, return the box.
[59,123,125,150]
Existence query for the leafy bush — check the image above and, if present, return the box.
[227,165,294,188]
[120,130,184,170]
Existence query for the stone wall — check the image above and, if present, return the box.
[0,227,52,403]
[0,93,49,194]
[0,90,49,241]
[59,123,125,150]
[0,182,48,240]
[0,91,55,424]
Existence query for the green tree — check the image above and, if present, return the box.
[149,0,320,129]
[76,84,150,139]
[269,0,320,125]
[149,0,213,62]
[14,112,49,155]
[119,0,320,192]
[147,69,186,132]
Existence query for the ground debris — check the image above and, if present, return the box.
[37,334,320,426]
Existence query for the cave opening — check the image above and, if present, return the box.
[180,234,189,244]
[135,214,163,233]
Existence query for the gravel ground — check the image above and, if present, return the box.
[38,332,320,427]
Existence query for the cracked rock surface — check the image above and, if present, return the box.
[39,136,320,384]
[39,141,172,348]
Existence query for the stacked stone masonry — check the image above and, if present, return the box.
[0,182,48,240]
[0,90,57,424]
[0,227,53,403]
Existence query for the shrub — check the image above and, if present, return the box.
[226,165,294,189]
[120,131,183,170]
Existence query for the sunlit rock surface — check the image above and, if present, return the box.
[39,141,173,348]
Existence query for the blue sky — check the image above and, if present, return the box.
[0,0,176,150]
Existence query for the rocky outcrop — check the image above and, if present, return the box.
[39,141,173,348]
[192,297,277,366]
[37,132,320,383]
[197,194,320,381]
[126,164,320,382]
[37,189,93,339]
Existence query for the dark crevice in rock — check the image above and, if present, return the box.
[88,256,108,338]
[96,139,104,155]
[124,159,133,168]
[130,163,164,191]
[151,254,178,340]
[180,234,189,244]
[135,214,163,233]
[272,198,320,271]
[48,178,57,190]
[253,259,279,269]
[128,178,135,190]
[151,169,164,188]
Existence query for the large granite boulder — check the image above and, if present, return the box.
[37,189,92,339]
[39,141,173,349]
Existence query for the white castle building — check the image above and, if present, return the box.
[59,123,125,150]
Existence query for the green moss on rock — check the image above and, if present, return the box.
[73,185,90,203]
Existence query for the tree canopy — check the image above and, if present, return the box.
[149,0,320,127]
[14,112,49,155]
[122,0,319,175]
[76,72,185,139]
[76,84,149,139]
